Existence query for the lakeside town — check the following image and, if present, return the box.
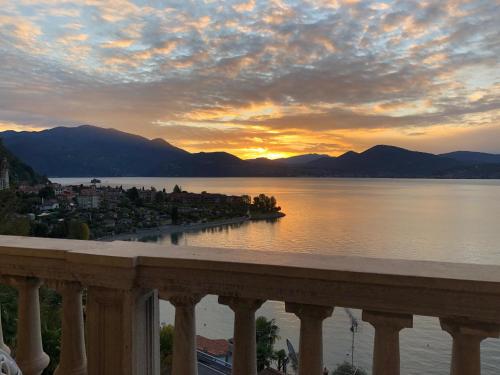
[0,157,285,240]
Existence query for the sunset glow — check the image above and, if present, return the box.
[1,0,499,158]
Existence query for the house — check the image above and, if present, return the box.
[77,190,101,209]
[101,187,123,204]
[51,183,64,195]
[18,184,45,194]
[56,189,76,202]
[139,187,156,203]
[196,335,232,363]
[40,199,60,211]
[0,158,9,190]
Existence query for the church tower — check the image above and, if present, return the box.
[0,158,9,190]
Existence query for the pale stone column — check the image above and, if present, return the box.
[54,282,87,375]
[362,310,413,375]
[169,294,202,375]
[440,318,500,375]
[219,296,264,375]
[0,304,11,355]
[285,302,333,375]
[14,277,50,375]
[86,287,159,375]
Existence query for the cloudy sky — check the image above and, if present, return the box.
[1,0,499,158]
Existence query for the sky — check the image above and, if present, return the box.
[1,0,499,159]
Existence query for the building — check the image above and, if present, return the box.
[0,158,9,190]
[138,187,156,203]
[196,335,232,363]
[40,199,60,212]
[77,191,101,209]
[18,184,45,194]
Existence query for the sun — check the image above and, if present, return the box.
[261,152,289,160]
[239,147,293,160]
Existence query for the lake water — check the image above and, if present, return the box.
[54,177,500,374]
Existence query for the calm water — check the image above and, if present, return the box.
[55,177,500,374]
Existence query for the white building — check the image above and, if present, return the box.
[77,193,101,209]
[0,158,9,191]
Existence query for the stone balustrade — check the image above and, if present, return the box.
[1,235,500,375]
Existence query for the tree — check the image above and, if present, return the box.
[40,287,62,375]
[270,196,277,210]
[32,222,50,237]
[160,324,174,374]
[275,349,288,373]
[0,216,30,236]
[0,190,30,236]
[0,285,62,375]
[256,316,280,371]
[67,221,90,240]
[38,186,55,200]
[171,206,179,225]
[331,362,367,375]
[126,187,140,202]
[172,184,182,194]
[155,191,166,204]
[242,195,251,205]
[251,194,280,213]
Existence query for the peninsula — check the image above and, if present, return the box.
[1,178,284,240]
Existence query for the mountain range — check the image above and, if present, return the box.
[1,125,500,179]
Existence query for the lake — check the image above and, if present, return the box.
[54,177,500,374]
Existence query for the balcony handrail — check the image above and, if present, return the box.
[1,235,500,322]
[1,235,500,375]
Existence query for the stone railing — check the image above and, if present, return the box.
[0,235,500,375]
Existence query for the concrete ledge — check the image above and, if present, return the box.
[2,235,500,322]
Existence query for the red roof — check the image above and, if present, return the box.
[196,335,230,357]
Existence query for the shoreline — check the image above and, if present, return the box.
[98,216,249,241]
[97,212,285,242]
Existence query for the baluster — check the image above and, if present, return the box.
[440,317,500,375]
[285,302,333,375]
[362,310,412,375]
[13,277,49,375]
[54,282,87,375]
[0,304,10,355]
[219,297,264,375]
[86,287,159,375]
[168,294,202,375]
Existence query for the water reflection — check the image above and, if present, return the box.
[54,177,500,374]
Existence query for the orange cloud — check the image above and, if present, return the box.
[101,39,135,48]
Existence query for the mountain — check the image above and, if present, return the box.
[440,151,500,164]
[275,154,330,165]
[2,125,499,178]
[0,139,47,185]
[437,163,500,179]
[306,145,462,177]
[0,125,191,177]
[0,125,293,177]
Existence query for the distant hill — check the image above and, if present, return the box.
[0,125,293,177]
[440,151,500,164]
[436,162,500,179]
[0,125,190,177]
[275,154,330,165]
[1,125,500,178]
[306,145,462,177]
[0,139,47,185]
